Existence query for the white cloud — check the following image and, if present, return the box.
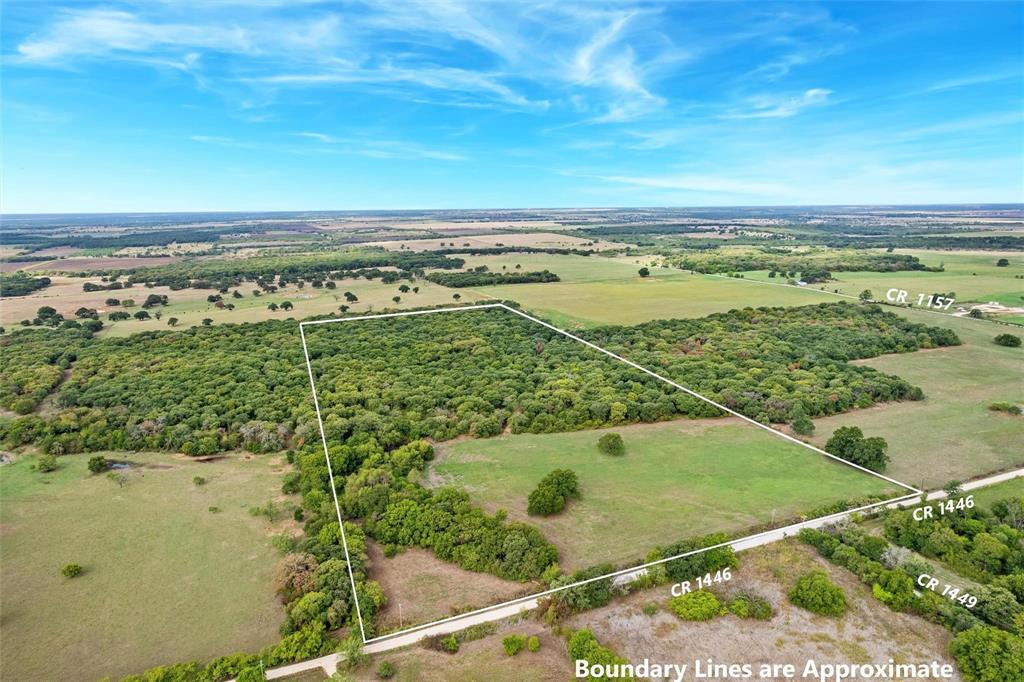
[724,88,832,119]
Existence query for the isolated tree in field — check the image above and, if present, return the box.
[202,318,213,326]
[768,270,777,278]
[453,293,461,301]
[339,305,349,313]
[232,290,242,298]
[994,333,1021,347]
[154,311,163,320]
[344,291,358,302]
[597,432,625,456]
[412,286,419,294]
[969,309,984,318]
[392,296,401,304]
[858,289,873,302]
[527,469,579,516]
[281,301,294,311]
[399,284,410,293]
[826,426,889,472]
[638,267,650,277]
[62,563,83,578]
[996,258,1010,267]
[133,310,150,320]
[167,317,178,327]
[37,454,58,473]
[87,456,108,474]
[268,302,279,311]
[789,570,846,616]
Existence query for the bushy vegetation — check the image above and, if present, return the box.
[425,270,559,287]
[567,629,634,681]
[0,272,51,297]
[527,469,579,516]
[994,334,1021,348]
[988,402,1022,416]
[788,570,847,616]
[62,563,83,578]
[825,426,890,473]
[668,590,724,621]
[727,591,774,620]
[597,432,625,456]
[502,634,526,655]
[949,626,1024,682]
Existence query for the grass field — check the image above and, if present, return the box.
[807,309,1023,490]
[742,249,1024,318]
[970,476,1024,509]
[0,274,482,336]
[451,254,840,328]
[0,451,291,682]
[432,418,899,571]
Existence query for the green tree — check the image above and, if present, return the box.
[638,267,650,277]
[202,318,213,326]
[949,625,1024,682]
[858,289,873,302]
[502,634,526,655]
[37,454,58,473]
[597,432,625,456]
[167,317,179,327]
[996,258,1010,267]
[281,301,294,311]
[87,456,108,474]
[62,563,83,578]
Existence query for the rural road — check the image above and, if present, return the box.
[260,466,1024,680]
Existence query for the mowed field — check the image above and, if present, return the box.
[970,476,1024,508]
[449,253,838,328]
[0,452,290,682]
[0,274,483,336]
[432,419,899,571]
[807,309,1023,490]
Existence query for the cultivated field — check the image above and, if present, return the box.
[432,419,899,570]
[366,231,619,252]
[569,540,961,679]
[807,310,1023,490]
[0,451,290,682]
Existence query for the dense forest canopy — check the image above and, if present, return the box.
[663,249,939,275]
[424,270,560,287]
[0,272,52,297]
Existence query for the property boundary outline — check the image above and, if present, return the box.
[299,302,921,645]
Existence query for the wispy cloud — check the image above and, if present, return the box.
[724,88,832,119]
[924,68,1023,93]
[287,132,468,161]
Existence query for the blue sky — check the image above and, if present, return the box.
[2,1,1022,212]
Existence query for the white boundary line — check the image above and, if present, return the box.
[298,302,921,644]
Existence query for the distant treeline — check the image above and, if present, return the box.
[425,269,560,287]
[432,246,595,257]
[9,227,232,251]
[666,250,940,275]
[0,272,52,298]
[72,250,465,290]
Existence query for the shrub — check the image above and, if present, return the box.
[642,602,659,616]
[87,455,108,473]
[949,625,1024,682]
[988,402,1022,415]
[36,454,58,473]
[825,426,889,473]
[789,570,847,617]
[376,660,395,679]
[442,633,459,653]
[668,590,724,621]
[727,592,774,620]
[527,469,578,516]
[193,476,206,486]
[597,432,625,456]
[62,563,83,578]
[994,334,1021,347]
[502,634,526,656]
[791,414,815,436]
[527,635,540,652]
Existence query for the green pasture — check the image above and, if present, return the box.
[0,452,288,681]
[432,419,898,571]
[969,476,1024,509]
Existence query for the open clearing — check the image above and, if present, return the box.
[432,419,898,570]
[451,254,837,327]
[570,540,960,680]
[0,451,290,682]
[366,541,536,632]
[970,476,1024,508]
[367,231,619,252]
[807,309,1023,490]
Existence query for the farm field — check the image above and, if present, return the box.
[0,451,290,682]
[0,275,482,336]
[451,253,839,327]
[366,231,618,252]
[431,419,900,571]
[742,249,1024,315]
[807,309,1023,490]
